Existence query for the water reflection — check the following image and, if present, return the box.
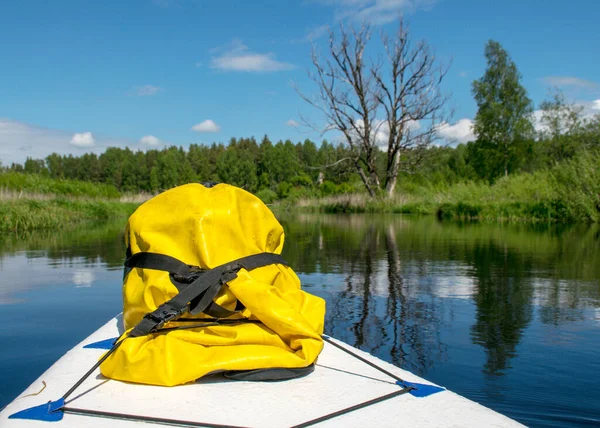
[0,222,126,408]
[0,221,126,269]
[0,222,126,305]
[467,241,534,376]
[1,215,599,426]
[281,214,600,426]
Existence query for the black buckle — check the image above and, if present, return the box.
[144,303,183,331]
[220,269,239,285]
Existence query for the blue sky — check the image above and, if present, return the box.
[1,0,599,164]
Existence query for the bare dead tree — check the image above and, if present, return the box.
[375,21,452,196]
[297,18,451,197]
[297,25,380,197]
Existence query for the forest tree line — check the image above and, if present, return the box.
[4,104,599,203]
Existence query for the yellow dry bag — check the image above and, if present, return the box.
[100,183,326,386]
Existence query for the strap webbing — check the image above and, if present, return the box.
[126,252,288,337]
[125,252,192,277]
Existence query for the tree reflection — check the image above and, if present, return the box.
[0,221,126,269]
[468,242,534,376]
[384,222,445,373]
[281,214,600,380]
[537,278,585,326]
[289,215,447,376]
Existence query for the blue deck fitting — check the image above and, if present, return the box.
[399,380,445,397]
[8,398,65,422]
[83,337,118,349]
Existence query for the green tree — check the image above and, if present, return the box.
[580,115,600,151]
[180,158,197,184]
[257,135,274,189]
[472,40,534,179]
[298,139,319,182]
[24,157,48,175]
[216,148,258,191]
[45,153,65,178]
[78,153,101,182]
[188,144,211,181]
[150,166,160,193]
[134,151,150,191]
[537,89,585,165]
[99,147,125,189]
[154,147,181,190]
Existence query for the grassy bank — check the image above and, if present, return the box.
[0,173,140,232]
[280,152,600,223]
[3,150,598,227]
[0,198,139,232]
[0,172,121,198]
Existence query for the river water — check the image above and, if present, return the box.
[0,214,599,426]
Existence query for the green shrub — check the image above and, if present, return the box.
[550,151,600,222]
[319,181,337,196]
[0,199,138,232]
[255,188,278,204]
[437,202,481,220]
[290,175,313,187]
[0,172,120,198]
[287,186,317,202]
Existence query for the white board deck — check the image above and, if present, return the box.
[1,315,523,427]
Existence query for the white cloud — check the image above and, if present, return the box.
[73,269,95,288]
[458,71,468,78]
[210,40,294,73]
[321,0,437,25]
[532,110,546,133]
[533,98,600,133]
[191,119,220,133]
[0,252,119,304]
[130,84,164,96]
[541,76,598,89]
[577,99,600,116]
[139,135,162,146]
[0,118,133,165]
[286,119,300,127]
[70,132,95,147]
[436,118,475,144]
[347,118,420,148]
[305,24,330,41]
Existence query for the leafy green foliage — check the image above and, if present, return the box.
[5,136,357,199]
[293,151,600,223]
[550,151,600,222]
[217,147,258,192]
[0,172,120,198]
[255,188,278,204]
[0,198,137,232]
[472,40,534,179]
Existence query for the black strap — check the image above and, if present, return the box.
[125,252,193,278]
[127,252,288,337]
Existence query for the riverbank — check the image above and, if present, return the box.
[0,198,139,232]
[276,154,600,223]
[2,149,598,230]
[0,173,149,232]
[279,192,581,224]
[279,189,570,223]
